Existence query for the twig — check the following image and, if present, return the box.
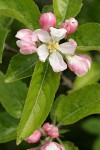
[4,44,19,53]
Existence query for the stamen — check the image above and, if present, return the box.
[47,41,60,52]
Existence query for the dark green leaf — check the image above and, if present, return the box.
[73,62,100,91]
[69,23,100,51]
[0,112,18,143]
[53,0,82,26]
[5,53,39,83]
[82,118,100,135]
[63,141,79,150]
[0,0,40,29]
[42,5,53,13]
[93,137,100,150]
[0,28,9,63]
[17,62,60,144]
[0,72,27,119]
[54,84,100,125]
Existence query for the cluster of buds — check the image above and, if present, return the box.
[15,12,92,76]
[25,123,65,150]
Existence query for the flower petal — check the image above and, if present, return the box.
[15,29,33,42]
[33,29,51,43]
[37,44,49,62]
[49,51,67,72]
[59,39,77,54]
[17,40,37,54]
[50,27,66,41]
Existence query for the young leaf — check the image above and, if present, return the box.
[73,62,100,91]
[69,23,100,51]
[93,137,100,150]
[0,28,9,63]
[5,53,39,83]
[53,0,82,26]
[0,112,18,143]
[0,0,40,29]
[17,62,60,144]
[0,72,28,119]
[53,84,100,125]
[63,141,79,150]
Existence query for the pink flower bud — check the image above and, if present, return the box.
[25,130,41,143]
[61,18,78,34]
[39,12,56,30]
[40,142,65,150]
[42,123,59,138]
[15,29,38,54]
[67,54,92,76]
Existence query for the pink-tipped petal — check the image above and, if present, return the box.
[37,44,49,62]
[18,40,37,54]
[49,51,67,72]
[50,27,67,41]
[59,39,77,54]
[61,18,78,34]
[25,130,41,144]
[15,29,33,42]
[67,54,92,76]
[39,12,56,30]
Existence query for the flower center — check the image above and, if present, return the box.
[47,41,59,52]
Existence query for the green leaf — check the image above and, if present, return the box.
[69,23,100,51]
[73,62,100,91]
[63,141,79,150]
[53,84,100,125]
[82,118,100,135]
[0,112,18,143]
[53,0,82,26]
[17,62,60,144]
[0,15,13,28]
[42,5,53,13]
[93,137,100,150]
[0,72,28,119]
[0,28,9,63]
[0,0,40,29]
[5,53,39,83]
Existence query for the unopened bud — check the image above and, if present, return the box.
[25,130,41,143]
[61,18,78,34]
[39,12,56,30]
[67,54,92,76]
[42,123,59,139]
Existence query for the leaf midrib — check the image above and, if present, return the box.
[18,62,49,139]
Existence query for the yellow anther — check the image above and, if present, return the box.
[47,41,59,52]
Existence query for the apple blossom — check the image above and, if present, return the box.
[25,130,41,143]
[15,29,38,54]
[61,18,78,34]
[34,27,77,72]
[67,54,92,76]
[40,142,65,150]
[42,123,59,138]
[39,12,56,30]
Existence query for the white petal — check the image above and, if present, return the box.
[37,44,49,62]
[50,27,66,41]
[59,39,77,54]
[33,29,51,43]
[49,51,67,72]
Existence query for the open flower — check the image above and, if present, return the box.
[40,142,65,150]
[34,27,77,72]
